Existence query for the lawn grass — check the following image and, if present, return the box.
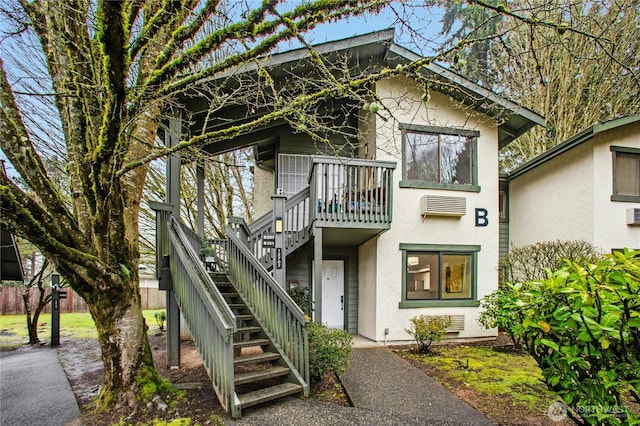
[404,344,559,411]
[0,309,166,349]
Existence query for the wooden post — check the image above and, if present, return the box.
[313,227,323,324]
[272,191,287,288]
[50,273,60,347]
[165,116,181,368]
[197,160,205,238]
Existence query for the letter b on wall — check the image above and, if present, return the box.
[475,208,489,227]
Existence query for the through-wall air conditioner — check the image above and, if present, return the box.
[421,195,466,217]
[425,315,465,332]
[627,208,640,226]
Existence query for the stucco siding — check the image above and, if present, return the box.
[367,76,499,342]
[253,166,274,219]
[591,124,640,250]
[509,143,595,248]
[358,237,378,340]
[509,120,640,252]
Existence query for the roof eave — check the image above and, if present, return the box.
[0,228,24,282]
[508,114,640,180]
[387,44,545,147]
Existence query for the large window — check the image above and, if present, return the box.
[612,146,640,202]
[401,125,479,191]
[400,244,480,307]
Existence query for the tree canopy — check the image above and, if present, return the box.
[438,0,640,170]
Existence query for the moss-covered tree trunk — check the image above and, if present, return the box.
[87,276,152,408]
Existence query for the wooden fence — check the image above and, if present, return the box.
[0,287,166,315]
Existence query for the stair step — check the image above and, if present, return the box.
[235,314,253,321]
[234,338,270,349]
[210,273,229,279]
[229,303,246,309]
[236,326,261,334]
[221,292,239,298]
[238,382,303,409]
[234,366,290,385]
[234,352,280,366]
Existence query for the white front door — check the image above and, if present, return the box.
[314,260,345,329]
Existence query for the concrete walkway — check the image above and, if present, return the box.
[0,347,81,426]
[340,343,493,425]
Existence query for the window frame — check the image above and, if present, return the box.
[400,124,481,192]
[399,243,481,308]
[611,146,640,202]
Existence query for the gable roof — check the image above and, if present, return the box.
[384,40,545,148]
[186,29,544,154]
[508,114,640,180]
[1,228,24,282]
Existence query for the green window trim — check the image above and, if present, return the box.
[611,146,640,202]
[399,300,481,308]
[400,124,480,191]
[609,145,640,203]
[612,194,640,202]
[611,146,640,155]
[399,244,480,308]
[399,180,481,192]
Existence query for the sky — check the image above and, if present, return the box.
[255,1,446,56]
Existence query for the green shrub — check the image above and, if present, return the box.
[154,310,166,332]
[308,322,352,382]
[288,286,312,316]
[499,240,602,285]
[478,283,530,349]
[482,249,640,425]
[405,314,450,353]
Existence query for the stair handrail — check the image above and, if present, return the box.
[245,186,311,268]
[226,223,310,394]
[248,186,311,235]
[167,217,240,417]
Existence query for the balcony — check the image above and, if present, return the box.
[309,157,396,232]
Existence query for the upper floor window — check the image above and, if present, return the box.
[400,124,480,192]
[612,146,640,202]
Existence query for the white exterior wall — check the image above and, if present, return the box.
[591,125,640,250]
[358,237,378,339]
[252,165,275,220]
[360,76,500,342]
[509,121,640,252]
[509,143,595,246]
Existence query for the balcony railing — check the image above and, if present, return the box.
[309,157,396,227]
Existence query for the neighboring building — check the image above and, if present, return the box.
[174,29,544,343]
[0,228,24,283]
[507,115,640,253]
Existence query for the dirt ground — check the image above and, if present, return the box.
[58,332,347,425]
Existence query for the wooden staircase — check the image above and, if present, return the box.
[211,273,304,410]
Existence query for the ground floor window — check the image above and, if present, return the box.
[400,244,479,304]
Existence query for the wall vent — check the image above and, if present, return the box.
[421,195,466,217]
[627,208,640,226]
[426,315,465,333]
